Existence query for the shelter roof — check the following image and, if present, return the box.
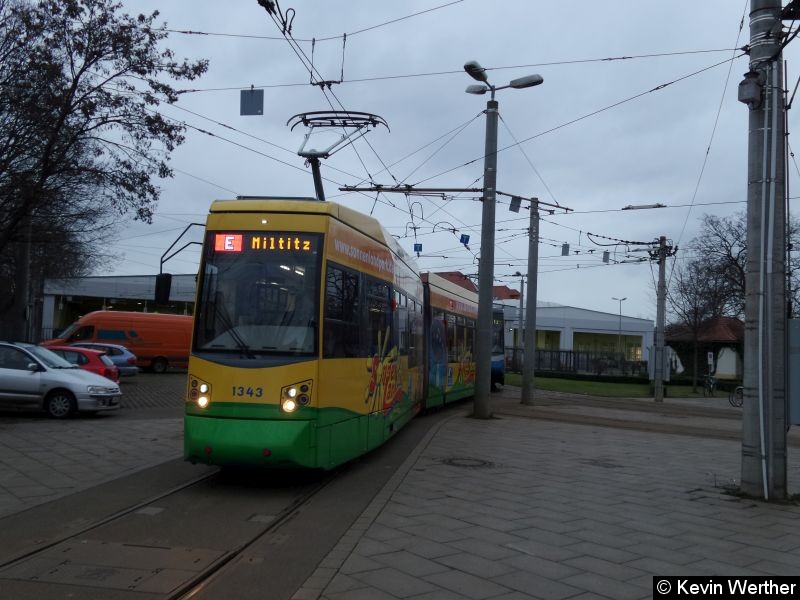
[666,316,744,343]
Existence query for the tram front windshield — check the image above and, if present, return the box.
[194,231,323,356]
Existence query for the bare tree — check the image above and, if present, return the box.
[691,212,800,317]
[0,0,208,338]
[667,258,730,391]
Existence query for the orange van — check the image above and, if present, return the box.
[43,311,192,373]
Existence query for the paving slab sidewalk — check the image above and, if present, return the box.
[295,389,800,600]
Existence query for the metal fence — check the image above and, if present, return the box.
[505,347,648,377]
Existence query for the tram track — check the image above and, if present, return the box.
[0,463,341,599]
[0,467,220,570]
[0,407,451,600]
[171,468,342,600]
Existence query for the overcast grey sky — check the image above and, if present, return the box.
[110,0,794,321]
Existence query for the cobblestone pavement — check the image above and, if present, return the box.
[294,390,800,600]
[118,371,187,410]
[0,373,186,519]
[3,377,800,599]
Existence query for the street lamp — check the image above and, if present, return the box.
[612,297,627,359]
[467,60,543,419]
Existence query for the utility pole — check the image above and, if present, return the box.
[653,236,668,403]
[612,296,626,357]
[521,202,539,405]
[738,0,787,500]
[513,272,525,371]
[473,96,499,419]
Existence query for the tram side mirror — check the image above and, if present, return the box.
[155,273,173,305]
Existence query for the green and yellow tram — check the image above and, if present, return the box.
[185,197,480,469]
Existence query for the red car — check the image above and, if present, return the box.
[44,345,120,383]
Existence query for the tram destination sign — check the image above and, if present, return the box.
[214,232,316,253]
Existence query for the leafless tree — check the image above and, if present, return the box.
[690,212,800,318]
[667,258,730,391]
[0,0,208,338]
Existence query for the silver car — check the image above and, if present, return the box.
[0,342,121,418]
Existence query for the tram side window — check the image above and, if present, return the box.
[364,276,392,357]
[447,313,458,363]
[408,300,421,366]
[455,315,466,361]
[398,292,409,356]
[323,265,361,358]
[466,318,476,358]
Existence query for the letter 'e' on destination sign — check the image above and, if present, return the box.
[215,233,243,252]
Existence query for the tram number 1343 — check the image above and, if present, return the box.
[232,386,264,398]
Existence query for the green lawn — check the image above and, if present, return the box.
[504,373,716,398]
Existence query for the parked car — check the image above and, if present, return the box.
[69,342,138,377]
[43,310,192,373]
[46,345,120,383]
[0,342,121,418]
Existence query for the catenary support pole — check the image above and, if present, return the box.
[654,236,667,403]
[741,0,787,500]
[521,203,539,405]
[517,275,524,371]
[474,97,499,419]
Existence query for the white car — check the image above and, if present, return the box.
[0,342,121,418]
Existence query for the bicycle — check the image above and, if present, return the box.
[729,385,744,407]
[703,374,717,397]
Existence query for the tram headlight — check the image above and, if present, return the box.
[189,375,211,408]
[280,379,313,412]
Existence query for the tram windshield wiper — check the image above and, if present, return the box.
[213,302,256,359]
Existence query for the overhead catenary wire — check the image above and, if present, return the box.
[155,106,491,251]
[171,166,240,196]
[173,48,745,94]
[129,75,610,272]
[261,7,411,219]
[144,103,489,248]
[159,0,465,43]
[104,13,756,290]
[131,9,756,285]
[498,115,559,206]
[261,5,488,254]
[162,96,489,200]
[326,112,484,199]
[667,0,749,287]
[412,53,748,187]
